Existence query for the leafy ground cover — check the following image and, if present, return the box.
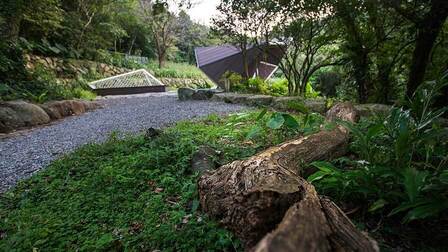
[146,61,207,79]
[0,111,323,251]
[307,78,448,251]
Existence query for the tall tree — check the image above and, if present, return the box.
[213,1,256,79]
[382,0,448,97]
[139,0,178,68]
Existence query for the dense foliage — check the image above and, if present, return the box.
[306,74,448,249]
[0,111,321,251]
[214,0,448,104]
[0,0,221,102]
[0,0,218,64]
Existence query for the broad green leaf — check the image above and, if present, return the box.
[256,109,268,121]
[282,114,300,129]
[368,199,387,212]
[246,126,262,139]
[96,233,114,248]
[266,113,285,129]
[366,123,384,139]
[191,199,200,212]
[389,201,427,217]
[307,171,328,182]
[403,168,428,202]
[403,200,448,223]
[310,161,336,173]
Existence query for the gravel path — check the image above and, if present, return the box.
[0,93,247,193]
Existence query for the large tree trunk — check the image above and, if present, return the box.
[253,188,378,252]
[335,1,372,104]
[405,0,448,97]
[198,103,375,250]
[1,0,24,41]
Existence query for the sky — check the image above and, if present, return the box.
[186,0,220,26]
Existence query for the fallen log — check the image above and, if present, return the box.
[252,191,378,252]
[198,103,377,250]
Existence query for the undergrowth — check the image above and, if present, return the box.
[0,111,318,251]
[307,73,448,250]
[146,61,207,79]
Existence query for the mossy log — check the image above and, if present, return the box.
[198,103,377,251]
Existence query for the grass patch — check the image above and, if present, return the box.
[0,111,321,251]
[146,61,207,79]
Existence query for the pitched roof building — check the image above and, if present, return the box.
[195,43,286,89]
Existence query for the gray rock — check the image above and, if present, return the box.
[144,127,161,140]
[178,88,196,101]
[0,106,23,133]
[0,101,50,133]
[272,97,303,111]
[304,99,327,114]
[272,97,327,114]
[191,146,220,174]
[245,95,274,106]
[192,89,215,100]
[211,93,253,104]
[355,104,391,117]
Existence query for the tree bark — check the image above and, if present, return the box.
[406,10,448,97]
[1,0,24,42]
[253,191,378,252]
[384,0,448,98]
[198,103,370,250]
[335,1,372,104]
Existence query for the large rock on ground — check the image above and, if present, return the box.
[272,97,302,111]
[211,93,253,104]
[0,106,22,133]
[0,101,50,133]
[355,104,391,117]
[245,95,273,106]
[191,146,221,174]
[40,100,101,120]
[272,97,327,114]
[178,88,196,101]
[304,99,327,114]
[192,89,216,100]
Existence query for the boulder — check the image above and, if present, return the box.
[0,101,50,133]
[39,102,64,120]
[178,88,196,101]
[0,106,22,133]
[272,97,327,114]
[192,89,216,100]
[272,97,302,111]
[211,93,252,104]
[191,146,221,174]
[144,127,162,140]
[68,100,86,115]
[40,100,101,120]
[355,104,391,117]
[245,95,274,106]
[304,99,327,114]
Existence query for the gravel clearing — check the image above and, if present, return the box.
[0,93,248,193]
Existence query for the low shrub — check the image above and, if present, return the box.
[247,77,269,94]
[308,73,448,224]
[268,78,289,96]
[147,61,207,79]
[71,87,97,101]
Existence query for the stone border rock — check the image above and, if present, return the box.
[0,100,101,134]
[210,92,392,117]
[178,88,220,101]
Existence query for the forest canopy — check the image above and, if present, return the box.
[212,0,448,104]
